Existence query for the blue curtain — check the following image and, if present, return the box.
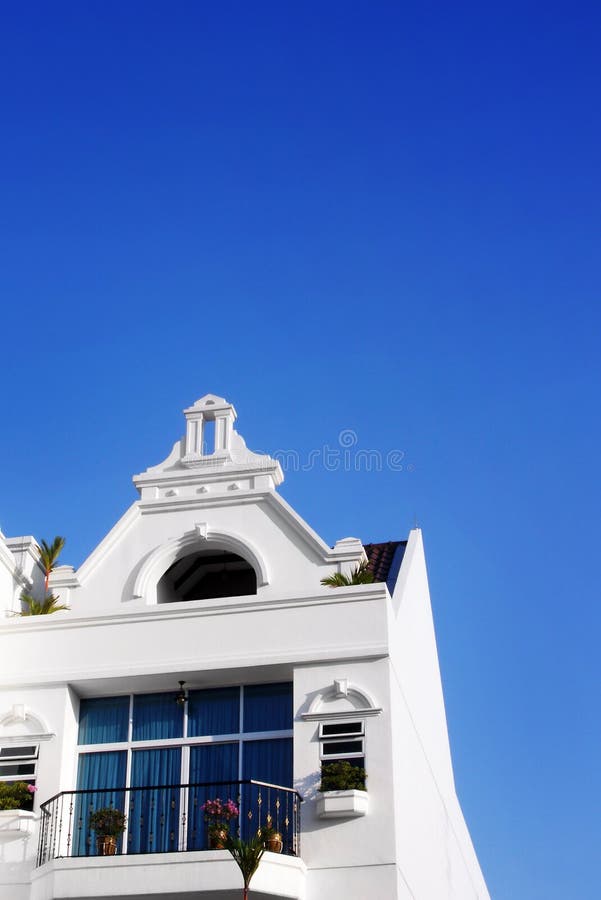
[128,748,182,854]
[75,751,127,856]
[187,687,240,736]
[241,738,293,844]
[78,697,129,745]
[132,693,183,741]
[187,743,239,849]
[243,683,292,732]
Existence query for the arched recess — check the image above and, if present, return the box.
[133,528,269,605]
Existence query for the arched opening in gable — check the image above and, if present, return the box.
[156,549,257,603]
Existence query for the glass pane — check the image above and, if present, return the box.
[0,746,37,758]
[129,748,182,854]
[321,722,363,736]
[243,683,292,732]
[188,743,239,850]
[241,738,293,848]
[132,693,183,741]
[322,739,363,756]
[78,697,129,745]
[0,763,35,776]
[188,687,240,736]
[75,751,127,857]
[243,738,293,786]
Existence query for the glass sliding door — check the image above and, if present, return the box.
[128,748,182,854]
[241,738,293,844]
[74,683,293,856]
[188,743,239,849]
[75,751,127,856]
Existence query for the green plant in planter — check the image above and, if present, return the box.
[320,560,375,587]
[89,806,126,836]
[20,593,70,615]
[0,781,37,811]
[320,760,367,792]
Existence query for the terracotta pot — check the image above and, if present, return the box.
[209,828,228,849]
[96,835,117,856]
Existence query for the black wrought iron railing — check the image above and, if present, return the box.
[37,779,302,867]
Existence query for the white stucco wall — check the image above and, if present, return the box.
[388,530,490,899]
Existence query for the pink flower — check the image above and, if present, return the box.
[27,785,37,793]
[201,797,239,821]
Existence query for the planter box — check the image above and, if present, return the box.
[0,808,36,839]
[316,789,368,819]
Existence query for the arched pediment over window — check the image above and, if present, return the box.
[302,679,382,721]
[133,527,269,605]
[0,705,54,743]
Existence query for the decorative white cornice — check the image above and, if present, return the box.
[302,708,383,721]
[134,460,283,493]
[49,566,80,590]
[0,583,388,633]
[0,538,17,576]
[0,732,55,744]
[5,641,390,690]
[4,536,44,577]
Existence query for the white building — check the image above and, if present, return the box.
[0,394,489,900]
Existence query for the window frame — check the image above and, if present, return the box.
[76,685,294,788]
[318,720,365,764]
[0,744,39,787]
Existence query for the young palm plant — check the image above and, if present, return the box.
[320,559,374,587]
[19,536,69,616]
[38,536,66,593]
[20,594,70,616]
[225,834,265,900]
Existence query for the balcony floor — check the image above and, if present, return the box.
[31,849,306,900]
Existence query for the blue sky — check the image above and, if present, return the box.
[1,2,600,896]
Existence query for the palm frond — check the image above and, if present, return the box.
[20,592,69,616]
[225,834,265,890]
[321,560,375,587]
[38,536,66,591]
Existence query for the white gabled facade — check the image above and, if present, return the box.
[0,394,489,900]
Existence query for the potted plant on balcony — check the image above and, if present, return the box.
[89,806,126,856]
[317,760,368,819]
[201,797,239,849]
[259,823,283,854]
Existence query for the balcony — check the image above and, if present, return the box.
[33,780,305,900]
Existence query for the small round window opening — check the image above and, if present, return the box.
[157,549,257,603]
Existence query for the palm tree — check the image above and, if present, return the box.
[320,560,375,587]
[38,536,66,593]
[225,834,265,900]
[20,594,69,616]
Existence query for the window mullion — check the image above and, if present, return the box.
[238,687,244,782]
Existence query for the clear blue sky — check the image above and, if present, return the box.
[1,3,599,896]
